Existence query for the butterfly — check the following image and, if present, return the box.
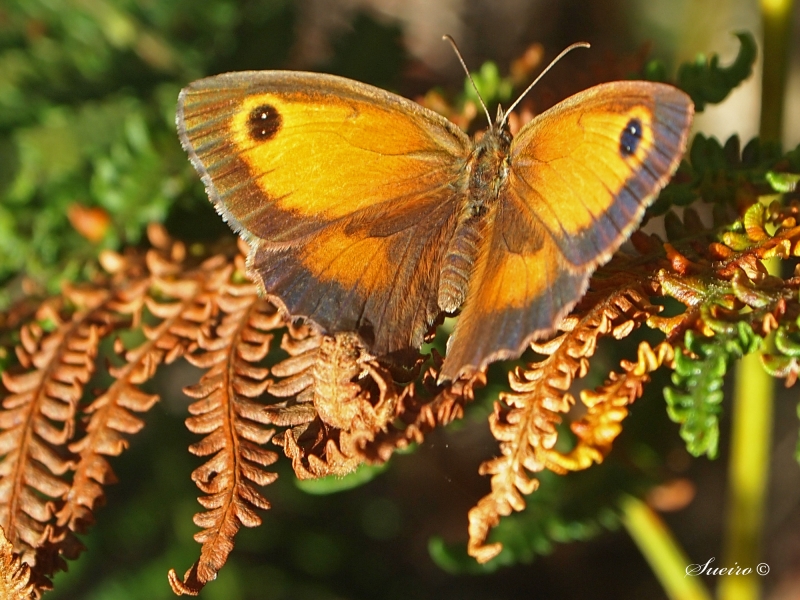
[176,52,693,382]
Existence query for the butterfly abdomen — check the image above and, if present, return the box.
[437,127,512,315]
[436,126,514,316]
[438,216,483,313]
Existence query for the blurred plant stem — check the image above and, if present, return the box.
[720,1,793,599]
[720,333,774,600]
[621,496,712,600]
[759,0,794,141]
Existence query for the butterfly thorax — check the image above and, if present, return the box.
[465,126,512,216]
[437,126,512,314]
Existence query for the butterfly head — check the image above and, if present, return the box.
[444,35,590,136]
[492,104,512,133]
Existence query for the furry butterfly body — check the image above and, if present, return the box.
[177,70,693,380]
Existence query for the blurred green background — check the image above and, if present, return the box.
[1,0,799,599]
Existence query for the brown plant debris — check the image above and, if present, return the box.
[270,331,395,479]
[0,526,35,600]
[267,325,482,477]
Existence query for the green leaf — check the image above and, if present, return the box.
[464,61,514,111]
[677,31,757,111]
[664,324,761,458]
[643,59,668,82]
[765,170,799,193]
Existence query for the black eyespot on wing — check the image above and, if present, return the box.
[248,104,282,141]
[619,117,642,157]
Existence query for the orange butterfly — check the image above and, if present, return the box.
[177,51,693,381]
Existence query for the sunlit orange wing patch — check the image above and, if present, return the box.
[251,196,460,354]
[510,81,693,268]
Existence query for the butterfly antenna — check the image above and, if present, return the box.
[500,41,591,128]
[443,34,493,128]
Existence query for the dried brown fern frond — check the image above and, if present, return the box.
[546,340,675,472]
[0,225,257,593]
[0,286,110,584]
[168,263,282,596]
[57,247,231,535]
[466,287,662,563]
[370,365,483,458]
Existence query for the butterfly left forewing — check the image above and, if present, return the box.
[177,71,470,243]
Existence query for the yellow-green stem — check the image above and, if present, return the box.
[719,344,774,600]
[621,495,712,600]
[759,0,794,142]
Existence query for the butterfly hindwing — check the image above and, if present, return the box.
[250,194,460,354]
[440,190,586,381]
